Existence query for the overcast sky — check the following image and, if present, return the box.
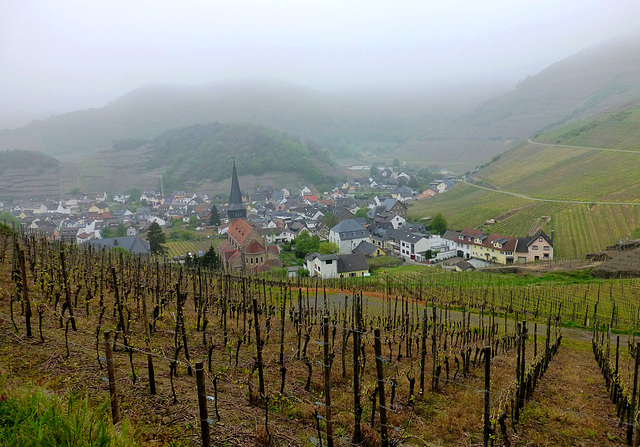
[1,0,639,128]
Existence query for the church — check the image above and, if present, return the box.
[217,162,282,274]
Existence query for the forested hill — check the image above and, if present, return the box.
[75,122,341,194]
[147,122,337,189]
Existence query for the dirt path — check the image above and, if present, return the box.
[512,338,627,446]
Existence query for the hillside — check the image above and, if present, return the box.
[395,37,640,167]
[408,103,640,258]
[0,150,62,200]
[0,81,471,162]
[72,122,341,194]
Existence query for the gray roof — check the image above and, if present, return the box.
[353,241,381,256]
[87,236,150,255]
[337,253,369,273]
[331,218,368,240]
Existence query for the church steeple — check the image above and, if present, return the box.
[228,160,246,220]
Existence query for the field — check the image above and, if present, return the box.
[165,239,219,258]
[2,231,640,446]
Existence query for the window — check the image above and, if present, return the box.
[532,245,538,250]
[326,260,333,265]
[539,237,543,242]
[543,246,550,251]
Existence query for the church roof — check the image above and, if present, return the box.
[228,161,246,213]
[227,218,253,245]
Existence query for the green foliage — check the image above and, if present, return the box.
[429,213,448,236]
[0,381,134,447]
[323,212,338,229]
[633,227,640,239]
[146,222,167,255]
[115,223,127,238]
[354,208,368,219]
[188,215,199,229]
[125,186,142,203]
[146,123,336,190]
[187,245,221,270]
[318,241,339,255]
[293,231,320,258]
[169,228,194,241]
[100,227,114,239]
[209,204,221,226]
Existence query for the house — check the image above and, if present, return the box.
[329,218,371,254]
[353,241,385,257]
[419,189,438,199]
[454,260,476,272]
[443,228,534,265]
[86,236,151,255]
[516,230,554,263]
[305,252,369,279]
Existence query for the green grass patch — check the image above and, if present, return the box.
[0,371,135,446]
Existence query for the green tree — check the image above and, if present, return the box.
[369,165,378,177]
[146,222,167,255]
[323,212,338,229]
[354,208,368,219]
[189,215,199,229]
[115,223,127,237]
[392,158,401,169]
[430,213,448,236]
[209,204,221,226]
[318,241,339,255]
[126,186,142,203]
[293,231,320,258]
[100,227,114,239]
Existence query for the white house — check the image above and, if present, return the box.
[329,219,371,254]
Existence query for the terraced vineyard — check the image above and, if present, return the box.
[409,105,640,258]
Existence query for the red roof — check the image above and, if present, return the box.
[245,239,265,254]
[227,218,253,245]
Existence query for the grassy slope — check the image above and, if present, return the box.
[408,105,640,258]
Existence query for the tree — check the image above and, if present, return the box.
[318,242,339,255]
[369,165,379,177]
[125,186,142,203]
[392,158,401,169]
[430,213,448,236]
[293,231,320,258]
[146,222,167,255]
[354,208,368,219]
[189,215,199,229]
[100,227,114,239]
[115,223,127,237]
[323,212,338,229]
[209,204,221,226]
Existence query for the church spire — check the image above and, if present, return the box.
[228,160,246,220]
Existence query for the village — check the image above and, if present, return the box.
[0,162,553,277]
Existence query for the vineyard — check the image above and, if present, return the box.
[165,240,218,259]
[409,139,640,258]
[2,230,640,445]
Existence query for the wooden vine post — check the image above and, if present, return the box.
[252,298,265,400]
[374,327,389,447]
[18,248,32,337]
[629,341,640,445]
[104,331,120,424]
[352,293,363,445]
[141,291,156,395]
[483,346,491,447]
[323,316,334,447]
[196,362,211,447]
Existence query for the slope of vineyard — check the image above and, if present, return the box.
[409,105,640,258]
[165,240,218,258]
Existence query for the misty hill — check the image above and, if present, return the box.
[0,150,62,200]
[395,37,640,167]
[0,81,469,161]
[72,122,341,194]
[408,102,640,258]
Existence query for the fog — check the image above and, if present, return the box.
[1,0,639,128]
